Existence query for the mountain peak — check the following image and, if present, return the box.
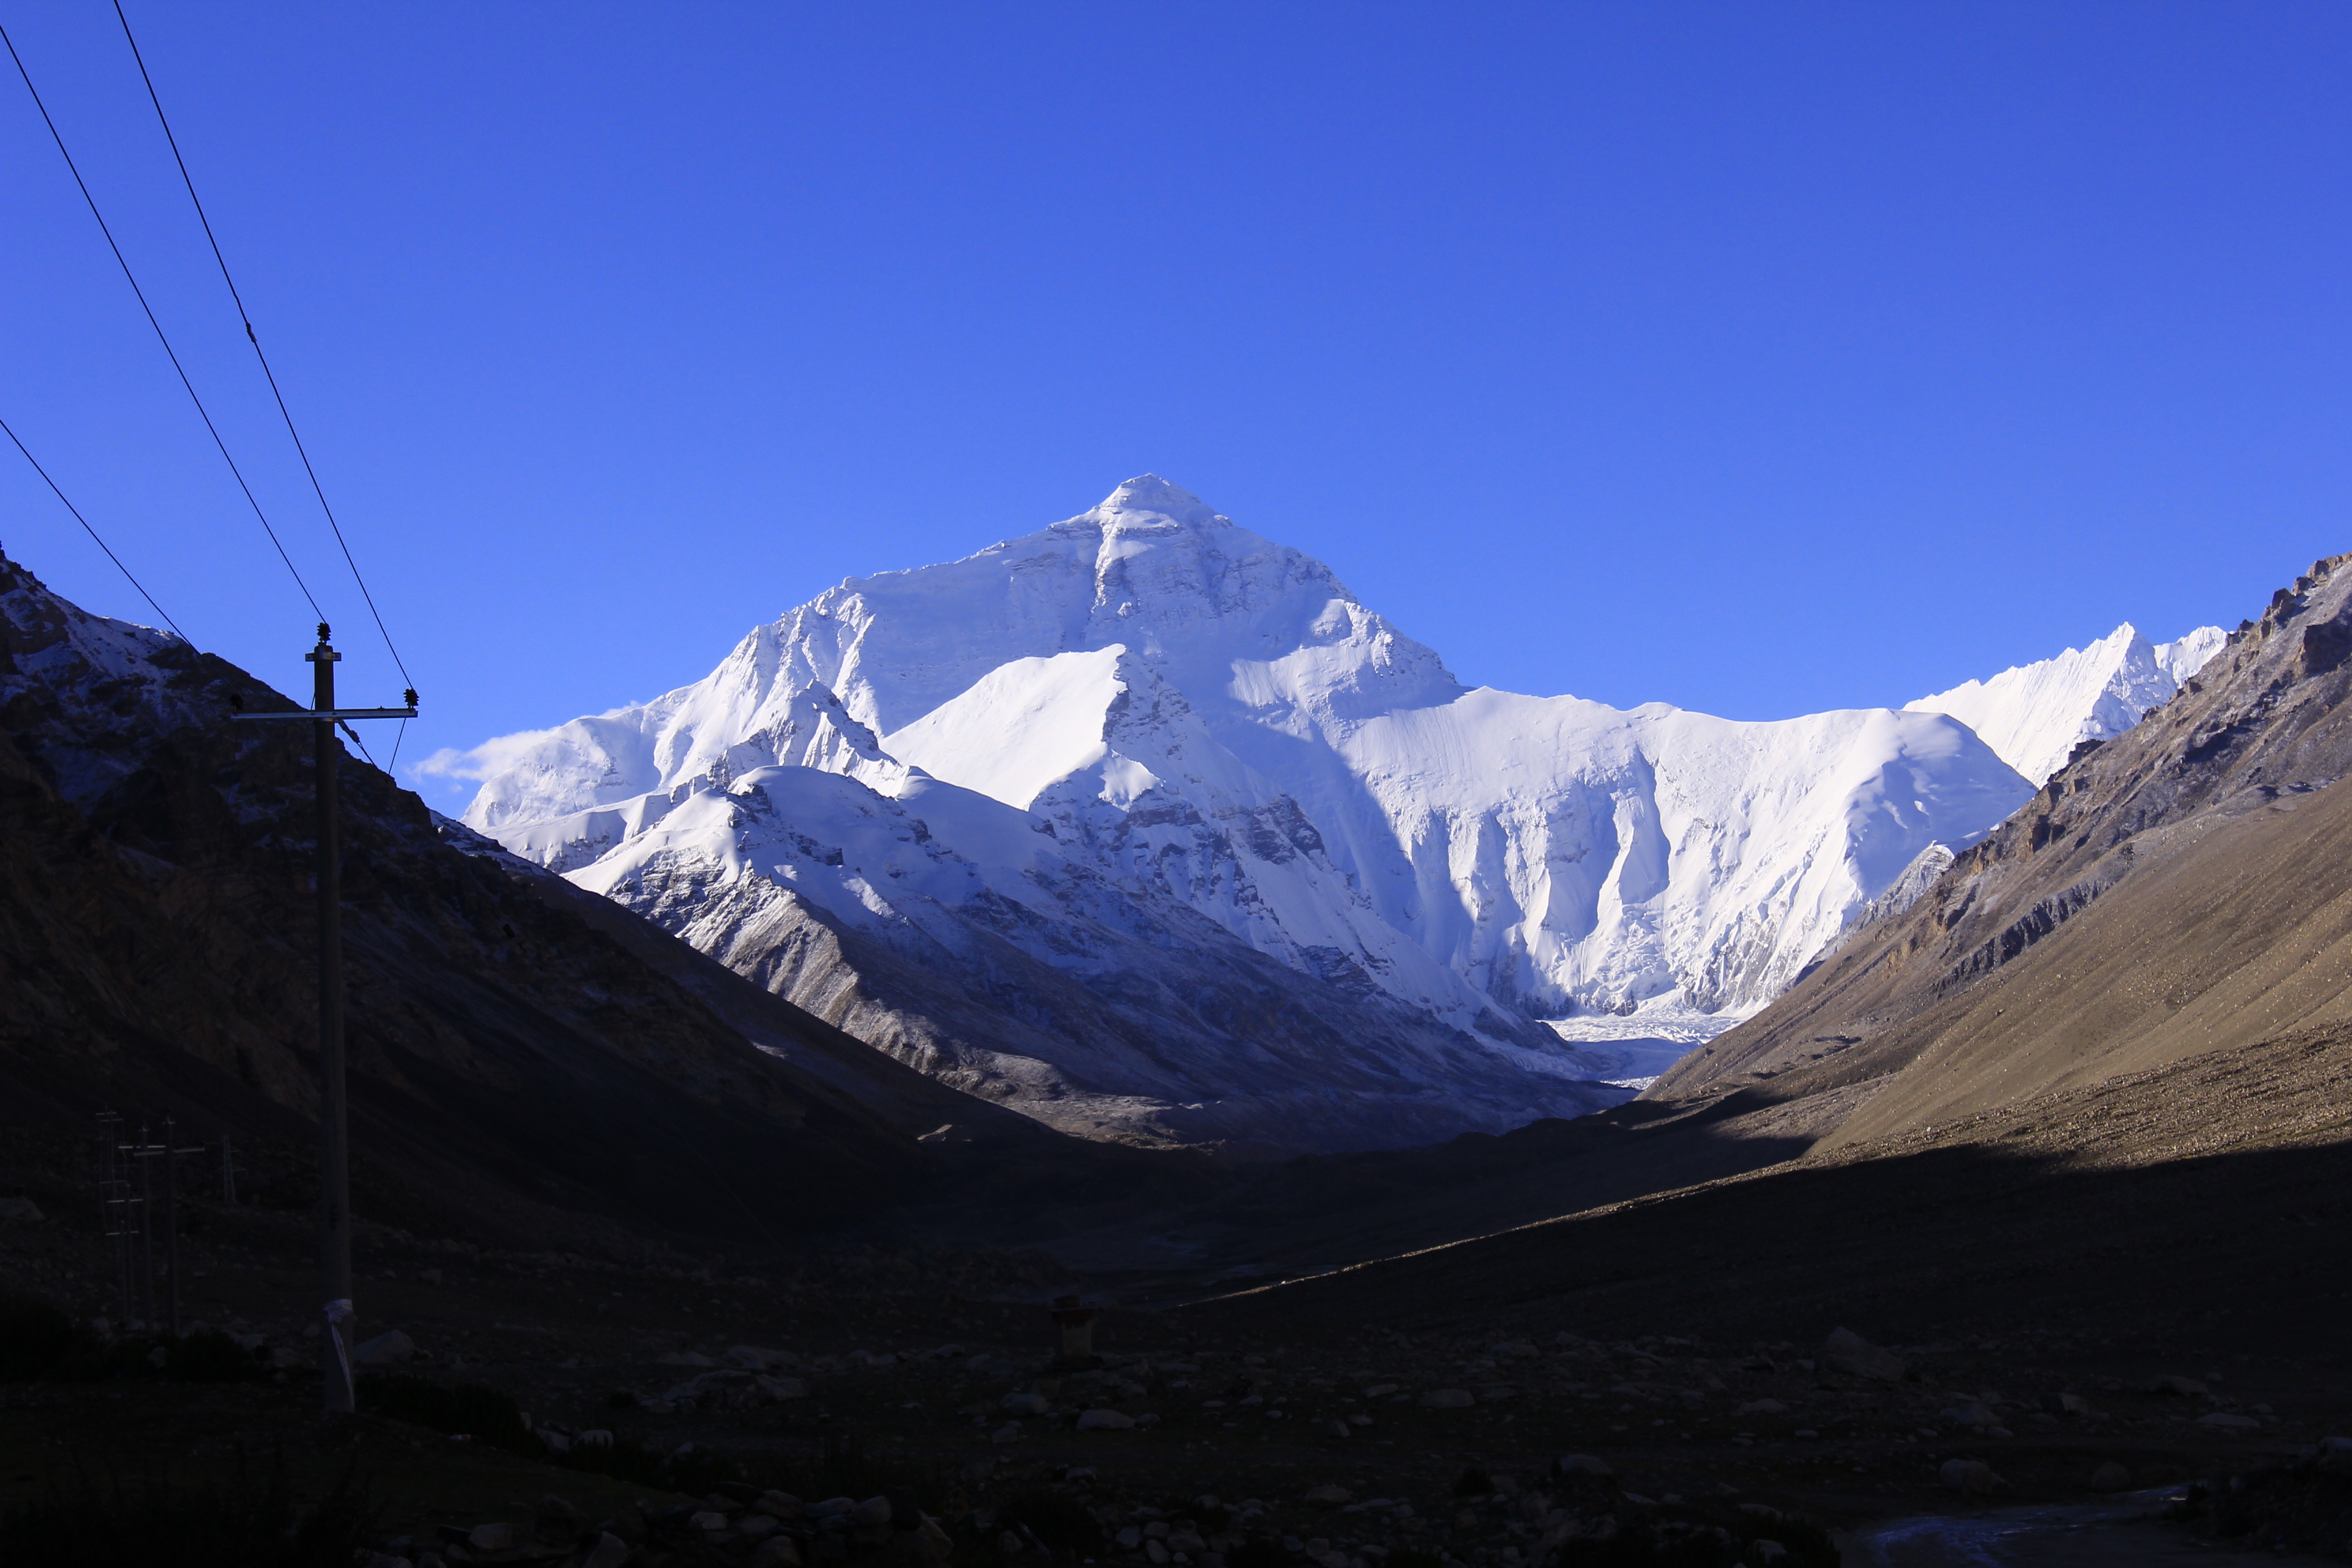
[1080,474,1225,529]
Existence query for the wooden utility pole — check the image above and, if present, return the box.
[233,623,414,1416]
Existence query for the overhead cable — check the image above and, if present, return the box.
[1,412,191,644]
[112,1,415,692]
[0,18,325,623]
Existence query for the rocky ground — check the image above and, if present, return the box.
[4,1145,2349,1567]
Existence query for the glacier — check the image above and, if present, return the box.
[457,476,2040,1152]
[1906,621,2226,786]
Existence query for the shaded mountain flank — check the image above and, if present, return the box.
[0,550,1212,1251]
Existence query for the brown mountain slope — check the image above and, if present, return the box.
[1647,551,2352,1147]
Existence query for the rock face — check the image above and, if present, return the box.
[460,478,2032,1151]
[1656,554,2352,1146]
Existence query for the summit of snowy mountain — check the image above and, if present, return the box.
[455,478,2043,1153]
[1906,621,2228,785]
[1057,474,1228,530]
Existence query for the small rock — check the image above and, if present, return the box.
[2148,1375,2208,1397]
[1146,1541,1171,1565]
[991,1423,1022,1444]
[353,1330,415,1366]
[853,1497,892,1529]
[0,1198,43,1225]
[1075,1408,1135,1431]
[577,1428,614,1448]
[1364,1383,1399,1398]
[1116,1526,1144,1550]
[727,1345,791,1370]
[2044,1391,2091,1416]
[758,1492,805,1519]
[1821,1327,1907,1383]
[2090,1462,2132,1492]
[689,1511,730,1533]
[581,1533,630,1568]
[657,1351,715,1367]
[2198,1412,2261,1432]
[1002,1391,1051,1416]
[1492,1341,1540,1360]
[468,1522,514,1551]
[1938,1403,1998,1429]
[1554,1454,1613,1477]
[1751,1543,1787,1565]
[754,1374,811,1402]
[1303,1484,1352,1506]
[739,1514,780,1537]
[1419,1388,1475,1409]
[1736,1399,1788,1417]
[1939,1460,2004,1496]
[749,1539,802,1568]
[1326,1420,1352,1439]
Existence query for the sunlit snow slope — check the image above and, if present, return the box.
[1906,623,2226,786]
[460,478,2038,1151]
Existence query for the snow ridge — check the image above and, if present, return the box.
[456,478,2042,1148]
[1905,623,2228,786]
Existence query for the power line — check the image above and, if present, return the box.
[112,1,415,694]
[0,18,325,623]
[1,412,189,644]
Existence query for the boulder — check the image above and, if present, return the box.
[749,1539,803,1568]
[1419,1388,1475,1409]
[582,1534,631,1568]
[1938,1460,2004,1497]
[1075,1409,1135,1431]
[0,1198,44,1225]
[467,1522,514,1551]
[1820,1328,1907,1383]
[534,1495,589,1546]
[353,1330,414,1366]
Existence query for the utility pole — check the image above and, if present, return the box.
[232,623,414,1416]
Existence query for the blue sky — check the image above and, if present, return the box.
[3,2,2346,808]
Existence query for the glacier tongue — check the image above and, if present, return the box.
[461,476,2042,1152]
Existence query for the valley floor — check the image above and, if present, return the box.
[4,1024,2350,1564]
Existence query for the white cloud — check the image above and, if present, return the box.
[409,726,570,785]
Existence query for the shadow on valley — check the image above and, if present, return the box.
[1195,1132,2352,1361]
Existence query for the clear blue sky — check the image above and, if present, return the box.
[3,2,2346,809]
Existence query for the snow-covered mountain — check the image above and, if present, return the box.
[1905,622,2226,786]
[456,478,2036,1151]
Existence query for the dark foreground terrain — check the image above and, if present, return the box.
[5,1014,2348,1568]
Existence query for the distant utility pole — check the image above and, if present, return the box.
[233,623,414,1416]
